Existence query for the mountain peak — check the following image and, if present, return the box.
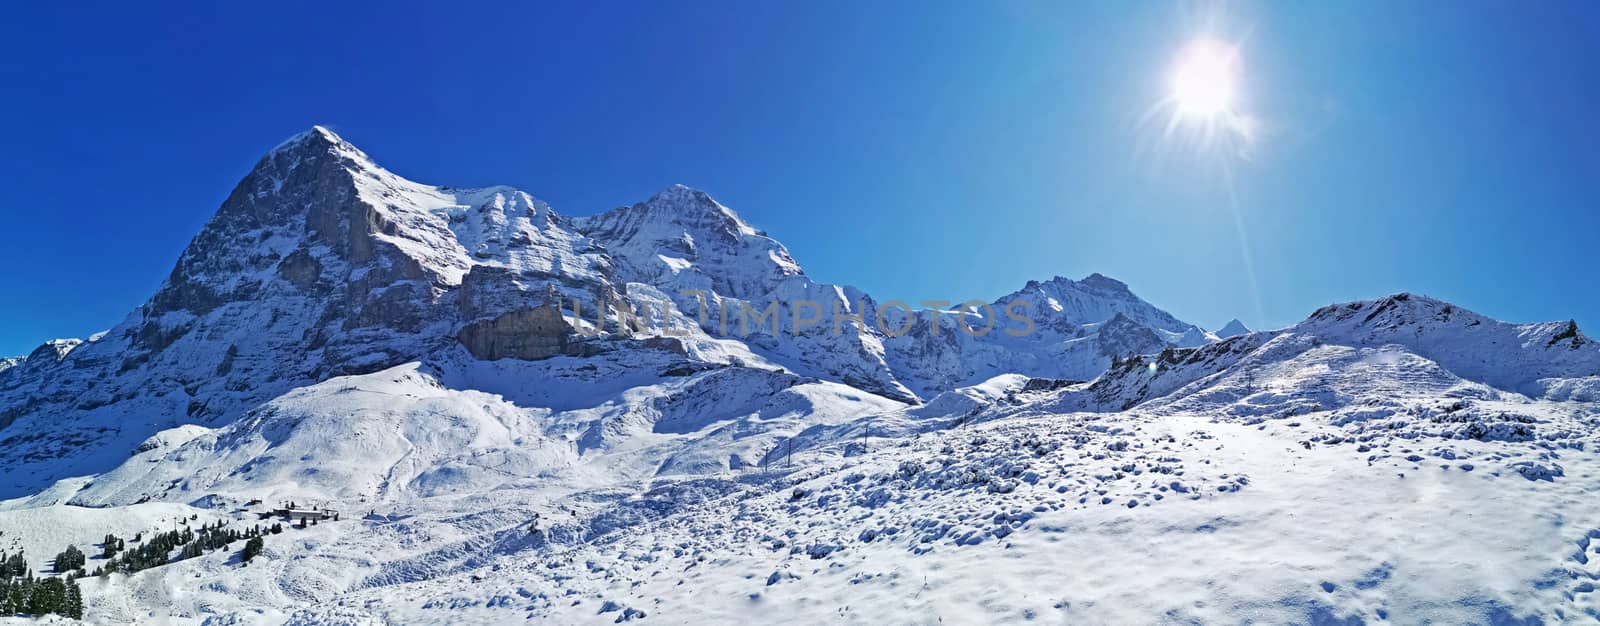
[1290,293,1600,395]
[637,184,759,235]
[302,124,341,142]
[995,273,1205,347]
[263,125,376,171]
[1032,273,1134,297]
[653,182,706,199]
[1078,273,1132,294]
[568,185,802,300]
[25,338,82,363]
[271,125,343,152]
[1216,318,1251,338]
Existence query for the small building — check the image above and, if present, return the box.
[286,509,337,521]
[268,508,339,522]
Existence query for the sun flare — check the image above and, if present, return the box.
[1169,38,1239,120]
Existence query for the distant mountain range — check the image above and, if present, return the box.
[0,127,1232,497]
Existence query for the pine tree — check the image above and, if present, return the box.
[241,537,265,564]
[102,533,123,559]
[63,576,83,619]
[29,576,65,617]
[53,545,86,573]
[2,552,25,578]
[13,578,34,615]
[6,583,23,617]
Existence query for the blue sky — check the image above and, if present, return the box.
[2,1,1597,356]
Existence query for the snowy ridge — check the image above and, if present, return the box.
[1016,293,1600,420]
[1000,273,1212,346]
[572,184,801,301]
[872,274,1214,398]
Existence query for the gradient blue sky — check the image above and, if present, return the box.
[2,1,1597,356]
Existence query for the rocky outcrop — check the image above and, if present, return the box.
[458,306,574,360]
[1096,313,1169,359]
[276,248,323,289]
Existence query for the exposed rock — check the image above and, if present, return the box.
[636,336,688,355]
[215,344,239,376]
[277,248,323,289]
[1021,378,1083,393]
[1096,313,1168,359]
[348,281,431,333]
[1550,320,1586,349]
[25,339,82,364]
[133,319,192,352]
[458,265,544,322]
[458,306,574,360]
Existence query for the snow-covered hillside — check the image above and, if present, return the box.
[1,128,1597,624]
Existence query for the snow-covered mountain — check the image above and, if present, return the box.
[571,184,803,301]
[1053,293,1600,414]
[1215,317,1250,337]
[0,128,620,496]
[874,274,1216,397]
[3,128,1598,625]
[0,126,1213,498]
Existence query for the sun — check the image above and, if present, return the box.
[1138,32,1256,160]
[1169,38,1240,120]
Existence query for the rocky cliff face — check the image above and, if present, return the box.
[458,306,573,360]
[0,128,612,492]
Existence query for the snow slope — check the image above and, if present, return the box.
[42,385,1600,624]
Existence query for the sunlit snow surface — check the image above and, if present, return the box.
[4,361,1592,625]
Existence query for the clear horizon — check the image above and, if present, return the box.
[3,2,1598,356]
